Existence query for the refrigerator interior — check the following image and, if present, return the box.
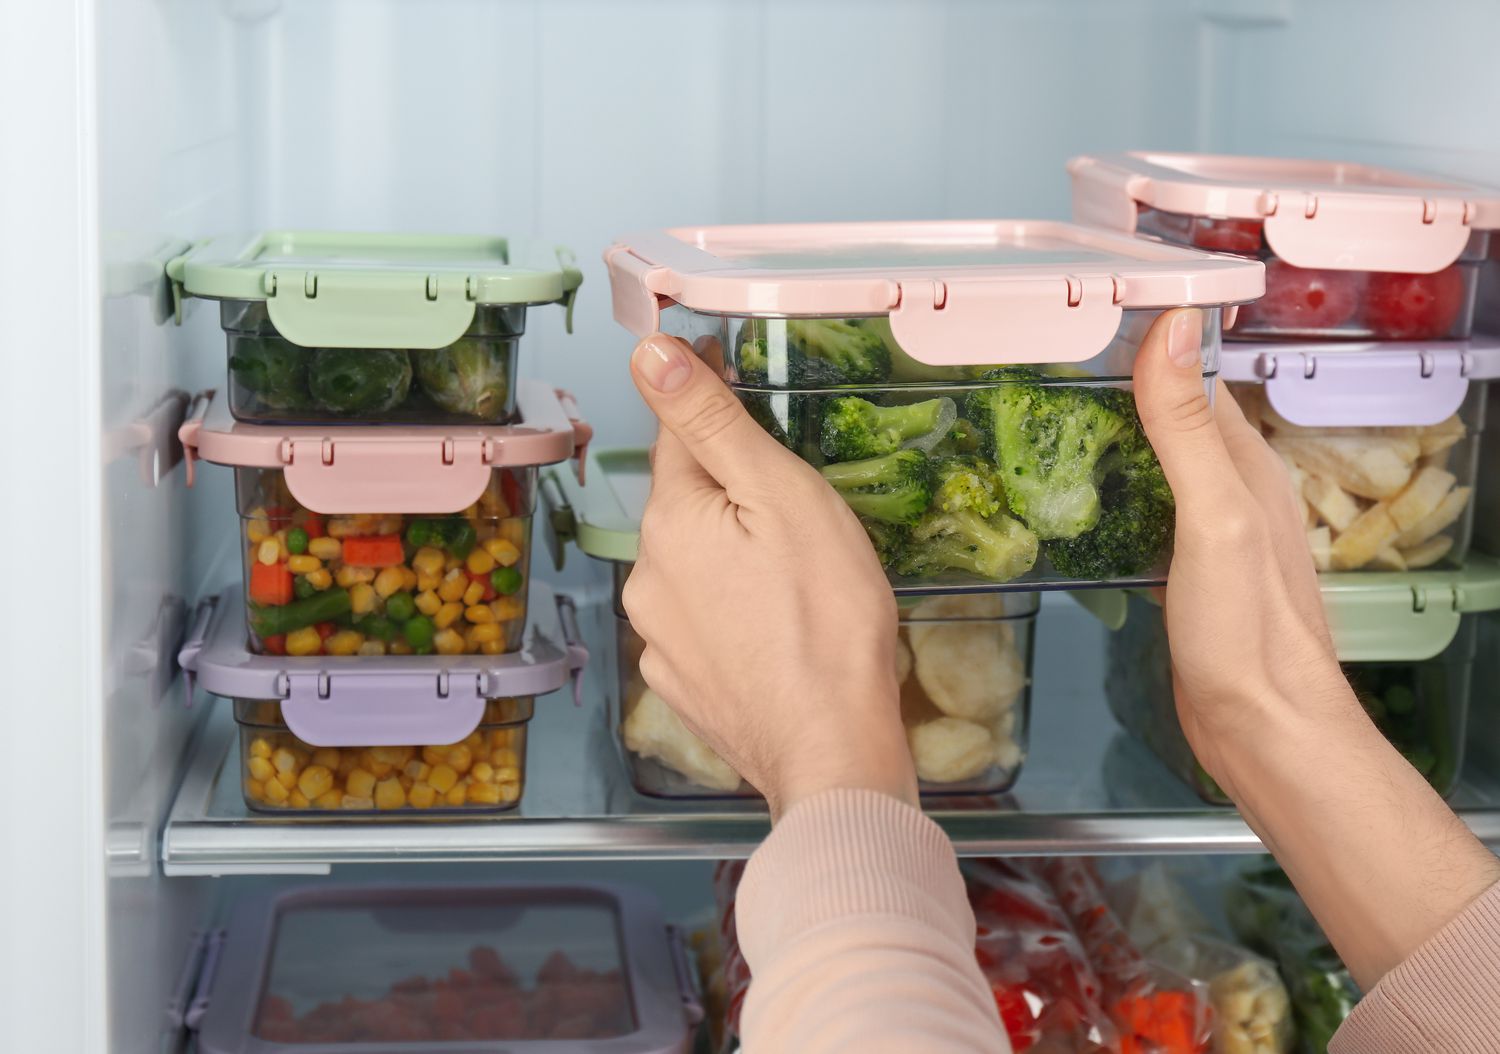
[4,1,1500,1051]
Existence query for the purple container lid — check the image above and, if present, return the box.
[1220,335,1500,427]
[179,584,588,747]
[190,882,702,1054]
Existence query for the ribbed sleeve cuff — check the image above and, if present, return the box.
[1334,880,1500,1054]
[735,788,974,968]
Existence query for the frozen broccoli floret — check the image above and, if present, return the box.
[737,336,857,388]
[228,338,310,410]
[818,396,957,461]
[410,338,511,419]
[894,507,1039,583]
[931,455,1006,519]
[819,449,933,525]
[786,319,892,383]
[741,388,817,454]
[1044,430,1174,579]
[931,418,981,457]
[307,348,413,415]
[861,518,910,566]
[965,376,1133,540]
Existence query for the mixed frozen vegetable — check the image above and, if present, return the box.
[240,471,529,657]
[238,699,527,811]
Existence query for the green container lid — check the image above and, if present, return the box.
[166,231,582,349]
[543,447,650,569]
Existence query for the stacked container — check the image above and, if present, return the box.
[546,448,1038,800]
[170,232,589,813]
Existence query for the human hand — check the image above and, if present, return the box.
[622,333,918,818]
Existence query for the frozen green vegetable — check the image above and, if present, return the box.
[307,348,413,414]
[411,338,511,419]
[1045,429,1174,580]
[228,338,310,410]
[893,505,1039,582]
[819,396,956,461]
[819,450,933,525]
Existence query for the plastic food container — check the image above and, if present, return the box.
[180,381,590,657]
[178,583,588,814]
[1104,561,1500,803]
[544,448,1037,798]
[168,232,582,425]
[1071,152,1500,342]
[1225,339,1497,572]
[175,882,702,1051]
[607,220,1262,592]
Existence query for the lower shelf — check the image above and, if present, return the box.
[161,595,1500,875]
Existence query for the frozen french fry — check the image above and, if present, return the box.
[1387,435,1423,464]
[1399,534,1455,570]
[1393,486,1472,549]
[1272,436,1414,500]
[1259,400,1319,437]
[1418,414,1467,457]
[1386,466,1458,531]
[1302,473,1362,531]
[1419,445,1454,474]
[1307,526,1332,572]
[1368,546,1407,572]
[1330,504,1401,570]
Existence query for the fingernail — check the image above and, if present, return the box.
[1167,310,1203,369]
[633,334,692,393]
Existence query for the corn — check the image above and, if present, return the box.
[271,748,297,774]
[286,554,321,574]
[434,602,464,630]
[471,761,496,784]
[492,596,525,621]
[323,629,365,656]
[246,510,272,544]
[438,569,469,603]
[467,602,500,624]
[345,768,376,798]
[285,626,322,656]
[314,789,344,810]
[500,519,526,546]
[374,566,405,598]
[336,565,376,588]
[374,778,407,810]
[415,590,443,616]
[499,781,521,803]
[459,622,500,645]
[257,539,280,566]
[483,538,521,567]
[494,765,520,784]
[348,582,376,615]
[276,769,298,791]
[411,547,446,576]
[416,570,441,592]
[304,568,333,591]
[445,745,473,775]
[245,779,265,800]
[422,745,447,767]
[467,782,503,805]
[368,759,394,779]
[288,789,311,809]
[311,748,340,770]
[434,628,466,655]
[445,783,468,806]
[337,754,360,778]
[408,783,437,809]
[326,516,365,538]
[308,536,341,561]
[462,580,486,607]
[464,548,496,576]
[249,737,272,759]
[400,567,418,590]
[398,773,415,792]
[341,795,374,810]
[492,747,519,769]
[263,778,290,804]
[297,765,334,799]
[247,756,274,782]
[480,640,505,655]
[464,731,483,750]
[420,765,457,796]
[445,555,461,572]
[389,640,414,656]
[357,640,387,657]
[489,729,516,750]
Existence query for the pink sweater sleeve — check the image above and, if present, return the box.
[1331,879,1500,1054]
[734,789,1010,1053]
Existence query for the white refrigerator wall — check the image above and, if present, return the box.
[4,1,1500,1052]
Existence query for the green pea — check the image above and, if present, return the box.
[357,614,396,642]
[385,592,416,623]
[285,527,309,555]
[293,575,317,600]
[490,566,523,596]
[403,615,435,653]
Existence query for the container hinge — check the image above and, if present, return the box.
[1411,585,1462,615]
[276,669,487,748]
[1258,350,1469,428]
[165,928,226,1034]
[264,269,477,350]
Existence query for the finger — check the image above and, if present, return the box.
[647,423,718,501]
[629,332,804,503]
[1132,309,1253,519]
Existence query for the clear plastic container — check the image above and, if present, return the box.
[613,592,1037,799]
[1071,152,1500,342]
[168,232,582,426]
[1105,592,1478,803]
[1224,341,1498,573]
[235,697,531,813]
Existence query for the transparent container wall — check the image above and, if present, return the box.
[1231,382,1486,573]
[1106,594,1474,803]
[235,467,534,656]
[253,894,632,1043]
[659,305,1221,389]
[724,377,1180,592]
[612,592,1036,799]
[1135,207,1487,342]
[235,698,531,814]
[221,299,525,426]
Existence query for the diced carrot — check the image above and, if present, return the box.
[341,534,405,567]
[249,562,295,605]
[500,473,522,519]
[466,569,497,602]
[262,634,287,655]
[315,622,336,641]
[303,514,325,540]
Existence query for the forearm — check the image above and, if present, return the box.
[1220,689,1500,990]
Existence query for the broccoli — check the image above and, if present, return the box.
[228,338,310,411]
[736,336,858,388]
[307,348,414,415]
[818,396,956,461]
[818,449,933,525]
[893,507,1039,583]
[965,377,1133,540]
[1043,429,1174,579]
[861,518,910,566]
[931,455,1006,518]
[786,319,892,383]
[931,417,981,457]
[741,388,817,455]
[410,338,511,419]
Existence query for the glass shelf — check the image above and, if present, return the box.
[162,595,1500,875]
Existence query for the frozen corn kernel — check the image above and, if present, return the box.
[307,536,341,561]
[445,745,473,774]
[272,748,298,774]
[337,754,360,778]
[434,628,466,655]
[311,748,341,770]
[434,602,464,631]
[374,778,406,810]
[465,604,495,624]
[245,779,265,800]
[349,582,376,616]
[412,547,446,576]
[370,745,408,766]
[445,784,468,806]
[284,627,322,655]
[438,569,469,603]
[247,756,274,782]
[416,570,441,593]
[373,566,405,598]
[494,765,520,784]
[356,640,387,657]
[326,517,366,538]
[246,512,271,545]
[421,746,446,767]
[492,747,519,768]
[257,539,281,566]
[499,781,521,803]
[286,554,321,574]
[466,622,502,644]
[297,765,334,799]
[408,783,437,809]
[415,590,442,617]
[368,759,394,779]
[388,640,414,656]
[403,760,431,783]
[314,789,343,809]
[288,789,311,809]
[324,629,365,656]
[341,796,374,810]
[275,769,298,791]
[445,555,461,573]
[462,580,486,607]
[345,768,376,798]
[480,640,505,655]
[500,519,526,546]
[263,778,290,804]
[398,774,415,792]
[464,548,496,575]
[304,568,333,591]
[483,538,521,567]
[249,737,272,759]
[467,781,503,805]
[425,765,457,795]
[336,565,376,588]
[492,596,525,621]
[471,761,496,784]
[400,567,418,591]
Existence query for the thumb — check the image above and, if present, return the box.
[1132,308,1245,515]
[630,332,795,500]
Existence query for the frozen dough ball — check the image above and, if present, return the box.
[906,599,1026,721]
[623,688,743,792]
[907,717,997,784]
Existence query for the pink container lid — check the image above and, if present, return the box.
[1070,152,1500,273]
[180,380,592,514]
[607,220,1262,366]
